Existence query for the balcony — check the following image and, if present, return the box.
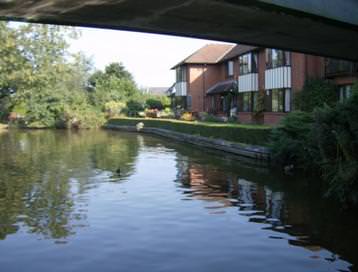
[174,81,187,96]
[238,73,259,93]
[325,59,358,77]
[265,66,292,90]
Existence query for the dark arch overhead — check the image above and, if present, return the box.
[1,0,358,60]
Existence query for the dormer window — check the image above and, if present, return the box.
[266,49,290,69]
[239,52,258,75]
[227,61,234,77]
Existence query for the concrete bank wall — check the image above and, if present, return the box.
[105,124,271,161]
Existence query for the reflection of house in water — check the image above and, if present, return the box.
[237,179,285,226]
[175,155,239,207]
[237,178,255,204]
[267,190,285,220]
[172,146,358,266]
[175,154,190,186]
[175,156,286,226]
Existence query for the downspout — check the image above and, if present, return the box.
[203,64,207,112]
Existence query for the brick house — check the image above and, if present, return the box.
[169,44,358,125]
[170,44,234,113]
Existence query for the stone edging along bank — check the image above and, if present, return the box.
[105,124,271,161]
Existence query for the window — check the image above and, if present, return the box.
[186,95,192,110]
[239,52,258,75]
[285,89,291,112]
[211,96,215,110]
[240,54,250,75]
[176,66,187,82]
[238,92,258,112]
[338,85,352,102]
[285,51,291,66]
[243,92,252,112]
[220,96,225,112]
[267,89,291,112]
[252,92,258,112]
[266,49,290,69]
[326,59,358,76]
[227,61,234,77]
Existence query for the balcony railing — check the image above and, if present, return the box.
[238,73,259,93]
[174,81,187,96]
[325,59,358,77]
[265,66,292,90]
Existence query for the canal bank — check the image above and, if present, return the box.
[105,119,271,161]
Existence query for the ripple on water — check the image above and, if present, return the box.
[0,130,355,272]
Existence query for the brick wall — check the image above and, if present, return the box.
[188,64,225,113]
[238,112,254,124]
[263,112,286,125]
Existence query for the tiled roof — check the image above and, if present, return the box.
[171,44,235,69]
[172,44,259,69]
[220,44,259,61]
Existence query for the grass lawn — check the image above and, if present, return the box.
[106,117,272,146]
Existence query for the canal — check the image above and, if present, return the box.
[0,130,357,272]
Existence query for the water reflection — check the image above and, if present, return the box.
[0,130,357,272]
[173,154,357,271]
[0,130,140,241]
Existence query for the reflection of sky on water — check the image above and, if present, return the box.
[0,130,355,272]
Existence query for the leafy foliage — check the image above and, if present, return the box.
[0,23,140,128]
[294,79,337,112]
[104,101,126,117]
[88,62,139,110]
[270,111,316,170]
[271,82,358,205]
[125,100,145,116]
[313,93,358,205]
[145,98,164,110]
[108,118,272,146]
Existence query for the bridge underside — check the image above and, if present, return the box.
[1,0,358,60]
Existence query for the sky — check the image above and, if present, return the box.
[70,27,233,88]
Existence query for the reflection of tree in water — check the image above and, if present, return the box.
[0,130,140,241]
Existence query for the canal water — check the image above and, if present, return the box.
[0,130,357,272]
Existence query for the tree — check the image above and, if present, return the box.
[0,22,31,100]
[104,62,134,82]
[0,22,101,127]
[88,62,139,109]
[294,79,337,112]
[0,23,138,127]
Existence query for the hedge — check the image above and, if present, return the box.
[106,118,272,146]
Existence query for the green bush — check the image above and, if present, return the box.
[56,107,105,129]
[160,107,174,119]
[107,118,272,146]
[270,111,316,170]
[271,84,358,206]
[104,101,126,117]
[312,95,358,205]
[146,98,164,110]
[295,79,337,112]
[125,100,145,116]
